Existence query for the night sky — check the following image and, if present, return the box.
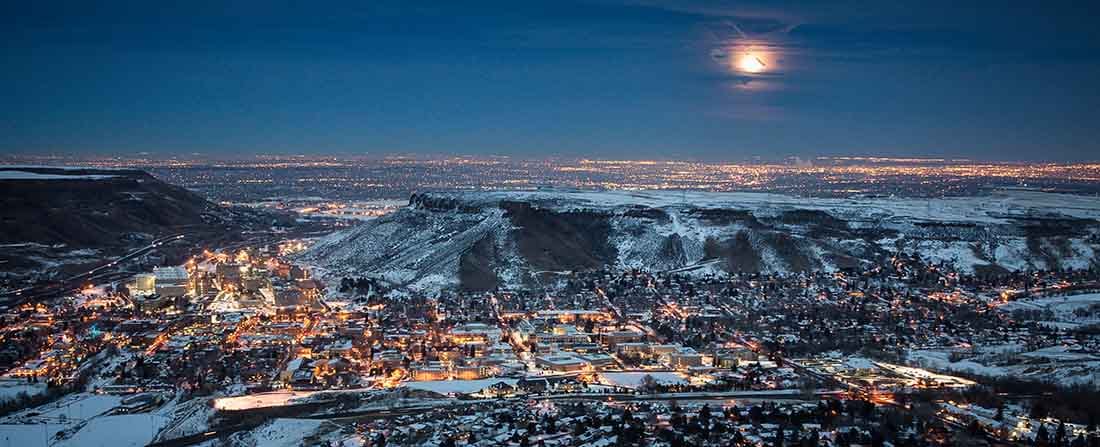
[4,1,1099,161]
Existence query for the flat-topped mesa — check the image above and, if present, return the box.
[302,189,1100,294]
[408,192,489,213]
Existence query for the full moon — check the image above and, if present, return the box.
[738,54,766,73]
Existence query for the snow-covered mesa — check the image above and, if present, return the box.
[298,189,1100,293]
[0,168,120,181]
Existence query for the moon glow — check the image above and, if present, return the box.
[738,54,767,73]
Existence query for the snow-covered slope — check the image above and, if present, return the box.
[297,189,1100,292]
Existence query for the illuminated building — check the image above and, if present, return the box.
[412,365,448,381]
[665,347,704,369]
[153,266,189,298]
[127,273,156,296]
[535,354,589,372]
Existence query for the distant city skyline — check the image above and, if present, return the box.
[4,1,1100,161]
[5,152,1098,165]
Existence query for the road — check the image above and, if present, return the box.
[143,389,841,447]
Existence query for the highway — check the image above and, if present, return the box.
[143,389,841,447]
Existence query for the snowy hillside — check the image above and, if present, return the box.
[297,189,1100,292]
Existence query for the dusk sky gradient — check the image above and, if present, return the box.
[4,1,1100,161]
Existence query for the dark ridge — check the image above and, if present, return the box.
[502,201,616,271]
[1026,236,1075,271]
[685,208,762,228]
[458,234,500,292]
[973,263,1011,278]
[621,206,670,223]
[762,232,818,272]
[1017,218,1097,238]
[703,232,762,273]
[658,233,687,267]
[778,209,848,229]
[850,227,900,242]
[914,221,979,228]
[0,168,213,247]
[408,193,483,213]
[912,222,989,242]
[822,252,862,271]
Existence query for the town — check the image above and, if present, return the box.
[2,232,1099,446]
[7,0,1100,444]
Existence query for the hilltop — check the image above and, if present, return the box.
[299,189,1100,293]
[0,167,289,286]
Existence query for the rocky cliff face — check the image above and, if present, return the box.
[298,189,1100,293]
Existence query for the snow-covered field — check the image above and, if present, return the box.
[405,378,519,395]
[55,414,169,447]
[212,390,319,411]
[596,372,688,389]
[908,347,1100,386]
[0,379,47,404]
[204,418,338,447]
[0,391,224,447]
[938,401,1091,442]
[152,397,216,442]
[1,393,123,424]
[998,293,1100,328]
[0,393,143,447]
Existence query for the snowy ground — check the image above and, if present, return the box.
[54,413,169,447]
[198,418,339,447]
[908,348,1100,386]
[0,391,200,447]
[405,378,519,396]
[0,379,47,405]
[212,390,319,411]
[240,418,326,447]
[0,393,130,447]
[871,360,976,387]
[152,397,216,443]
[596,372,688,389]
[997,293,1100,328]
[938,401,1091,442]
[1,393,123,424]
